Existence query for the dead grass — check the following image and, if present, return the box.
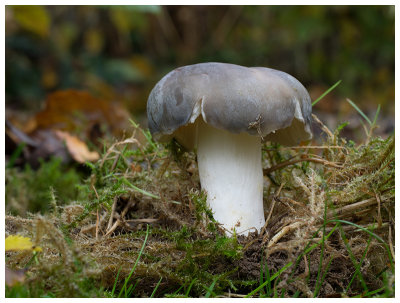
[5,115,395,298]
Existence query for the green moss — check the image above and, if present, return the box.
[5,115,395,298]
[5,157,85,215]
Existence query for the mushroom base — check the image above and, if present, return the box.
[196,119,265,236]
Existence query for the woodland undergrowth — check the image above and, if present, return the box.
[5,115,395,298]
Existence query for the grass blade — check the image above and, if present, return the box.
[185,279,197,297]
[346,98,372,125]
[372,104,381,126]
[285,222,340,289]
[246,262,292,297]
[204,276,219,298]
[121,177,160,199]
[172,285,184,297]
[126,280,140,297]
[259,255,264,295]
[314,257,333,297]
[337,223,369,293]
[264,258,272,296]
[352,286,385,298]
[259,255,272,297]
[150,277,163,298]
[313,199,328,297]
[111,267,121,296]
[328,219,394,270]
[118,224,150,297]
[345,235,373,293]
[312,80,342,106]
[122,177,181,204]
[129,118,157,150]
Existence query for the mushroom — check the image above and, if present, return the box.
[147,62,312,236]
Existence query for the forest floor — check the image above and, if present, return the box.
[5,108,395,298]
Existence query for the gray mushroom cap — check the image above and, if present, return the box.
[147,62,312,149]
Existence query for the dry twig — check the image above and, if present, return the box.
[267,221,303,248]
[327,196,385,219]
[107,196,118,231]
[260,182,284,237]
[264,157,342,175]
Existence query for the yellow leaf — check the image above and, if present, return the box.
[12,5,50,38]
[5,235,42,252]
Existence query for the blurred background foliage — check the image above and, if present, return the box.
[5,5,395,140]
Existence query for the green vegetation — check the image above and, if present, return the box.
[5,6,394,116]
[5,158,85,215]
[5,106,394,297]
[4,4,395,299]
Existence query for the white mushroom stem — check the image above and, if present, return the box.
[196,119,265,235]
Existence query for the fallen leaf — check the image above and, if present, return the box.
[55,130,100,163]
[27,129,72,168]
[131,163,142,173]
[7,90,133,167]
[31,90,131,140]
[5,235,42,252]
[5,266,26,287]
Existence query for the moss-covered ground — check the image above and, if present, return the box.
[5,115,394,298]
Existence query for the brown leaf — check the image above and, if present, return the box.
[32,89,131,140]
[55,130,99,163]
[131,163,142,173]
